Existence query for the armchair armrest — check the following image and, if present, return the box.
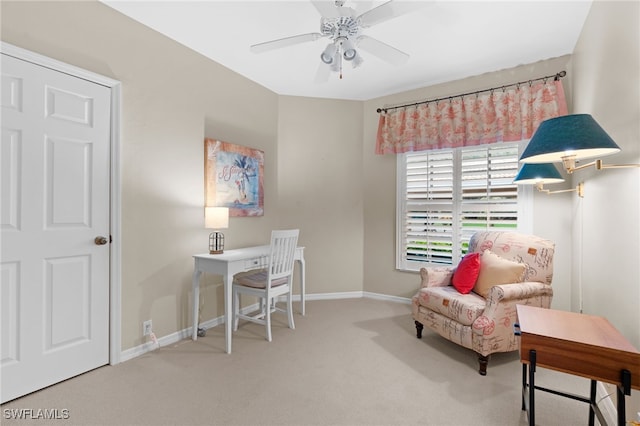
[487,281,553,304]
[419,267,454,288]
[472,282,553,336]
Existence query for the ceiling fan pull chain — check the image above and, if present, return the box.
[340,44,343,79]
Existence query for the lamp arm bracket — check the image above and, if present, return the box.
[537,182,584,198]
[566,160,596,174]
[596,159,640,170]
[566,159,640,173]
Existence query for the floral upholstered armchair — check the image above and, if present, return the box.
[411,231,555,375]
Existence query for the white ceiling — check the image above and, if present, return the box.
[101,0,593,101]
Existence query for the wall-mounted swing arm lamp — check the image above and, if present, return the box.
[514,163,584,197]
[519,114,640,174]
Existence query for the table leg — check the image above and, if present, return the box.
[618,370,631,426]
[298,257,306,316]
[529,350,536,426]
[224,274,233,354]
[589,380,596,426]
[192,269,202,340]
[522,363,527,411]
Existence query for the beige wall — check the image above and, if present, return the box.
[277,96,364,294]
[571,0,640,417]
[1,0,365,352]
[1,1,280,350]
[571,0,640,346]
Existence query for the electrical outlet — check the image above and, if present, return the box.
[143,320,152,336]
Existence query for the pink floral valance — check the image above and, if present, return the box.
[375,80,568,154]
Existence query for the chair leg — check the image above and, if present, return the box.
[477,353,489,376]
[287,291,295,330]
[414,320,424,338]
[265,297,272,342]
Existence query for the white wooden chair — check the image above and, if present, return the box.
[232,229,299,342]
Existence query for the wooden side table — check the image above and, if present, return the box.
[515,304,640,426]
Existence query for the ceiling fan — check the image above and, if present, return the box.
[249,0,426,81]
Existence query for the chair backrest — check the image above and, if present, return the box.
[268,229,299,284]
[468,231,555,285]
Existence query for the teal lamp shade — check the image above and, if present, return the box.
[513,163,565,185]
[520,114,621,163]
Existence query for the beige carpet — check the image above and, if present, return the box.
[1,298,596,425]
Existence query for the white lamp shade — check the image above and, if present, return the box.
[205,207,229,229]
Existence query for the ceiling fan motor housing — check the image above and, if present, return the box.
[320,15,361,41]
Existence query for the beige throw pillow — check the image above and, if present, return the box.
[473,249,526,298]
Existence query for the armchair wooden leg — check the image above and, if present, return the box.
[477,353,489,376]
[414,321,424,339]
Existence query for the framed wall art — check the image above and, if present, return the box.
[204,138,264,217]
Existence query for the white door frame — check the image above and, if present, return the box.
[1,41,123,365]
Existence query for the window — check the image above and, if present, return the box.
[396,142,528,271]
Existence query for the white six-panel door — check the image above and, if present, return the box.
[1,53,111,403]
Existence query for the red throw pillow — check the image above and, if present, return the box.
[452,252,481,294]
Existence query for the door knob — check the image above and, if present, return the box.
[95,236,109,245]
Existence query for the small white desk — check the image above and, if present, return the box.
[191,245,305,354]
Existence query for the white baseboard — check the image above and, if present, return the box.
[300,291,363,300]
[363,291,412,304]
[597,382,617,425]
[119,292,410,362]
[293,291,411,304]
[120,303,258,362]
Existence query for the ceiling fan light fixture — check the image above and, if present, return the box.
[341,38,357,61]
[320,43,338,64]
[343,48,357,61]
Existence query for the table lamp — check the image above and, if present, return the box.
[205,207,229,254]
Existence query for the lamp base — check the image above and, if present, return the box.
[209,231,225,255]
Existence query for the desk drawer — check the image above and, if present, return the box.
[244,257,268,270]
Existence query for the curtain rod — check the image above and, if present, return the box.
[376,70,566,114]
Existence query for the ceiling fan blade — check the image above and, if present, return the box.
[310,1,340,18]
[250,33,323,53]
[356,35,409,65]
[357,1,427,28]
[354,1,374,16]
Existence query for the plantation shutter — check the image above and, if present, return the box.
[402,150,455,266]
[398,142,520,271]
[459,144,519,239]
